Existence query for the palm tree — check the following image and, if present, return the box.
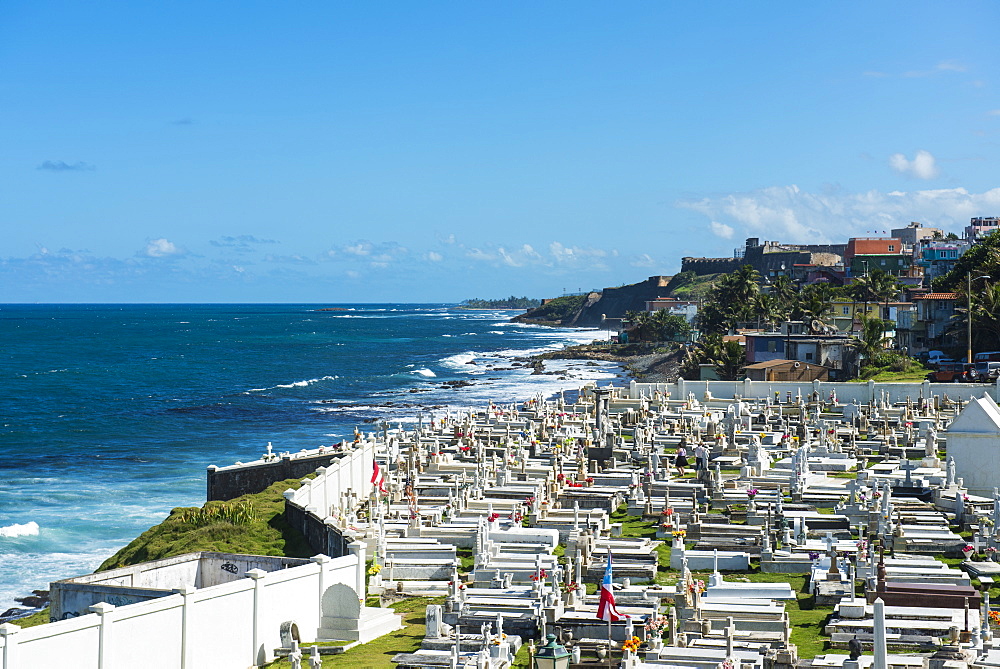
[867,269,900,320]
[692,333,746,380]
[770,275,797,305]
[853,314,889,367]
[751,292,784,330]
[949,279,1000,353]
[648,309,691,342]
[623,310,650,340]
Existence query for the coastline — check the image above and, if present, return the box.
[522,341,685,384]
[0,306,624,622]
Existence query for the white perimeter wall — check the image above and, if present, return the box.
[628,378,1000,405]
[285,441,374,518]
[0,554,358,669]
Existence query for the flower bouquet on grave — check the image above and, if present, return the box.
[671,529,687,539]
[963,545,975,560]
[989,611,1000,627]
[622,636,641,653]
[644,614,669,639]
[746,488,759,499]
[563,580,581,594]
[687,579,706,594]
[487,512,500,523]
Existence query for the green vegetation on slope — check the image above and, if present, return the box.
[460,296,541,309]
[662,271,722,300]
[513,294,587,325]
[98,477,314,571]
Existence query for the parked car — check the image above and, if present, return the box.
[927,361,975,382]
[926,350,949,364]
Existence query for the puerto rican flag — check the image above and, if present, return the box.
[371,459,387,495]
[596,552,627,622]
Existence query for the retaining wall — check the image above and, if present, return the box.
[0,554,358,669]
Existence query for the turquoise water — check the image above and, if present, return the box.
[0,304,619,610]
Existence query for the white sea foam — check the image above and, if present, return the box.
[0,521,40,538]
[440,352,477,368]
[411,369,437,377]
[248,375,338,392]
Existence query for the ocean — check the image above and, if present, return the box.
[0,303,620,612]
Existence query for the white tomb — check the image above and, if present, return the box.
[945,393,1000,496]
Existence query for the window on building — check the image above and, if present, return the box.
[767,341,776,353]
[805,352,814,361]
[842,306,850,315]
[880,259,886,265]
[888,245,895,252]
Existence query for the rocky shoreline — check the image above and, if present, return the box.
[520,342,686,384]
[0,589,49,624]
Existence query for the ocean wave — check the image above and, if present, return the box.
[0,521,40,538]
[440,352,477,369]
[410,369,437,378]
[248,375,339,392]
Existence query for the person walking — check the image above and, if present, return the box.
[693,443,707,472]
[674,446,689,477]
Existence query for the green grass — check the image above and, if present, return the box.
[456,549,475,573]
[611,503,834,658]
[263,597,443,668]
[98,476,315,571]
[6,609,50,628]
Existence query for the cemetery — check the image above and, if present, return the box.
[4,378,1000,668]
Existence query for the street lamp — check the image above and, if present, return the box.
[967,274,992,365]
[534,634,571,669]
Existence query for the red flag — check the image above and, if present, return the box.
[596,553,627,622]
[371,459,387,494]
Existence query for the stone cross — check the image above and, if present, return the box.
[846,479,860,506]
[899,459,917,487]
[308,645,321,669]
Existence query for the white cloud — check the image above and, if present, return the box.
[343,242,371,256]
[889,150,939,179]
[630,253,656,268]
[144,238,184,258]
[988,109,1000,117]
[425,251,443,262]
[903,60,967,78]
[710,221,734,239]
[678,184,1000,244]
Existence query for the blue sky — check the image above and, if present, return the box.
[2,1,999,302]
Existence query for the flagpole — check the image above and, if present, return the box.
[608,617,612,669]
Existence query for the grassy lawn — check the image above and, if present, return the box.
[263,596,442,668]
[6,609,50,628]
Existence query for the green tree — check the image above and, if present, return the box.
[648,310,692,341]
[852,314,890,367]
[683,333,746,380]
[932,229,1000,292]
[948,279,1000,352]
